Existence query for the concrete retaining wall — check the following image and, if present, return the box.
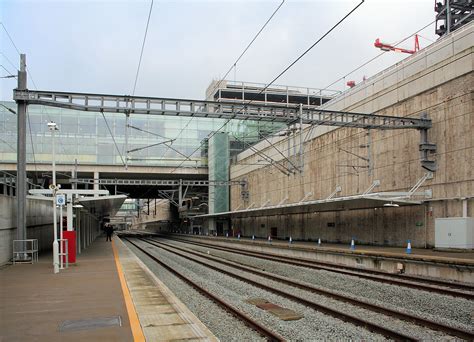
[229,23,474,248]
[0,195,54,265]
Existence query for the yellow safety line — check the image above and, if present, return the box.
[111,239,146,342]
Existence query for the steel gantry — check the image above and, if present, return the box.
[70,178,246,187]
[14,89,433,130]
[12,68,437,255]
[14,88,437,172]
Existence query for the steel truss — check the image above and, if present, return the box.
[70,178,246,187]
[14,89,431,129]
[14,89,437,171]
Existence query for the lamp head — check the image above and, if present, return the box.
[47,121,58,131]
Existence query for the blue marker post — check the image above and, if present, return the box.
[406,239,412,254]
[350,237,356,250]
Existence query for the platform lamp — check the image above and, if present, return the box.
[47,121,60,274]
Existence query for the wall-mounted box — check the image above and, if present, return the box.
[435,218,474,249]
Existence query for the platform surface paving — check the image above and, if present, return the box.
[0,238,134,341]
[1,236,218,342]
[114,237,218,341]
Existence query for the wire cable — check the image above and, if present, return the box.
[131,0,154,96]
[322,20,435,91]
[1,64,14,76]
[26,107,38,181]
[162,0,285,160]
[101,111,126,166]
[0,23,20,55]
[170,0,365,173]
[1,22,71,160]
[264,0,365,92]
[208,0,286,98]
[0,51,17,70]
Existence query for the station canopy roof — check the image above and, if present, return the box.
[195,193,422,219]
[77,195,127,218]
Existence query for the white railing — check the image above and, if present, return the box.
[12,239,38,264]
[58,238,69,269]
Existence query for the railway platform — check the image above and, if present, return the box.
[161,233,474,283]
[0,236,217,342]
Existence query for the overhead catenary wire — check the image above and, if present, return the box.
[26,107,38,180]
[101,111,126,167]
[128,124,194,161]
[1,22,70,161]
[292,20,438,161]
[322,20,435,91]
[170,0,365,174]
[131,0,154,96]
[162,0,285,161]
[0,23,20,55]
[1,64,14,76]
[0,51,17,70]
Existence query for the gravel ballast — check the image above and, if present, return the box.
[127,238,387,341]
[162,238,474,335]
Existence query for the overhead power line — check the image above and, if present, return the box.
[1,64,13,75]
[264,0,365,92]
[170,0,365,174]
[208,0,286,97]
[0,51,17,70]
[1,22,71,163]
[164,0,285,161]
[322,20,435,91]
[131,0,154,96]
[0,23,21,55]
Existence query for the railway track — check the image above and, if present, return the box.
[133,237,471,341]
[142,237,474,341]
[164,235,474,299]
[123,237,285,342]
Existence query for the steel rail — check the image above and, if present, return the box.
[143,237,474,341]
[134,237,416,341]
[164,236,474,299]
[122,237,285,342]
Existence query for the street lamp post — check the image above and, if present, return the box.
[48,121,60,274]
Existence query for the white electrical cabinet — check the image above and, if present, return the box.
[435,217,474,249]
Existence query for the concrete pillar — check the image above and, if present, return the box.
[82,212,86,249]
[462,199,468,218]
[77,209,81,254]
[88,214,91,246]
[67,198,73,231]
[93,172,99,197]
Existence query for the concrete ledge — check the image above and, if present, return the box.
[114,236,218,341]
[171,234,474,284]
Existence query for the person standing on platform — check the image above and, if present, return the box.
[105,224,114,242]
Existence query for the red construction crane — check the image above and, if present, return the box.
[374,34,420,54]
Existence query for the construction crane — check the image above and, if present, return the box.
[374,34,420,54]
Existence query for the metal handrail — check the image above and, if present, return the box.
[13,239,38,264]
[58,238,69,269]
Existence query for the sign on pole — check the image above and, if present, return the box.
[56,194,66,206]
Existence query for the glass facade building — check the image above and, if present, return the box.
[0,101,284,168]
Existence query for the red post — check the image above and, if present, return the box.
[63,231,76,263]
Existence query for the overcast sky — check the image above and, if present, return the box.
[1,0,438,101]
